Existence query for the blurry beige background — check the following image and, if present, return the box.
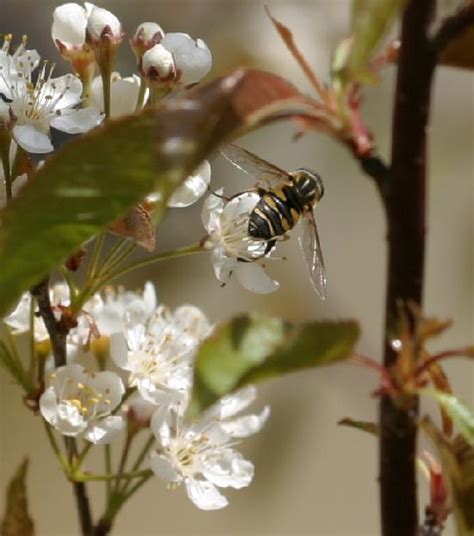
[1,1,473,535]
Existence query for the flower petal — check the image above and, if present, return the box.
[84,416,125,444]
[235,262,279,294]
[150,451,181,483]
[168,160,211,208]
[185,478,228,510]
[52,3,88,47]
[109,333,129,369]
[13,125,53,154]
[161,33,212,85]
[201,190,224,230]
[220,406,270,438]
[202,450,254,489]
[50,107,103,134]
[219,386,257,419]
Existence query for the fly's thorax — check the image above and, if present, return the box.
[291,169,324,206]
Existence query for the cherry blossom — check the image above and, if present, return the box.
[201,191,280,293]
[40,363,125,443]
[150,386,269,510]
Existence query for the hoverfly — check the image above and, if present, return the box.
[221,144,327,299]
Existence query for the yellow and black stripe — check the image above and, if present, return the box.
[249,185,304,240]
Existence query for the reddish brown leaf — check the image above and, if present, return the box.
[1,459,34,536]
[427,360,454,438]
[109,204,156,252]
[440,24,474,70]
[264,6,326,98]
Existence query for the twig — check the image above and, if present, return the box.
[31,279,68,368]
[431,1,474,54]
[378,1,437,534]
[31,278,95,535]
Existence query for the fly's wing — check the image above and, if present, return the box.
[221,144,290,189]
[298,210,327,299]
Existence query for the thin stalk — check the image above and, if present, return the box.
[74,470,151,483]
[28,295,36,374]
[99,238,133,274]
[43,421,69,472]
[105,445,112,500]
[0,136,12,201]
[379,1,436,534]
[119,434,155,496]
[73,243,204,316]
[101,67,112,119]
[113,432,136,494]
[100,242,137,277]
[86,233,106,281]
[105,243,204,283]
[65,437,94,536]
[135,77,148,110]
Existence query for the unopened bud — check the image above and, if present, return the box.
[86,4,123,45]
[132,22,164,60]
[141,43,176,85]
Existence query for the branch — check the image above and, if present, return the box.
[31,279,94,535]
[378,0,437,535]
[356,153,391,201]
[31,278,68,368]
[431,1,474,54]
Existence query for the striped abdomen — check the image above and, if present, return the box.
[248,185,304,240]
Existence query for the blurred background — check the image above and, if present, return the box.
[1,1,473,535]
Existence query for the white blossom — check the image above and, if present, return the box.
[4,283,86,342]
[89,72,147,118]
[161,33,211,86]
[0,48,102,153]
[51,3,93,59]
[110,304,211,408]
[85,3,123,45]
[150,386,270,510]
[201,191,279,293]
[126,393,157,428]
[40,363,125,443]
[132,22,164,58]
[86,281,157,338]
[141,44,176,84]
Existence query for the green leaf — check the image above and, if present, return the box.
[190,315,359,415]
[0,69,314,316]
[1,459,34,536]
[338,418,379,435]
[427,391,474,445]
[348,0,408,82]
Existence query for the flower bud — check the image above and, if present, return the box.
[160,32,212,86]
[52,3,95,83]
[132,22,164,60]
[85,3,123,46]
[141,44,176,85]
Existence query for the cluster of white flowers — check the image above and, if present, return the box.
[4,281,269,510]
[1,3,281,294]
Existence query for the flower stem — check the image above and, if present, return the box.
[104,242,205,282]
[113,431,136,493]
[0,134,12,202]
[74,469,151,482]
[86,233,106,281]
[119,434,155,496]
[105,445,112,500]
[135,77,148,110]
